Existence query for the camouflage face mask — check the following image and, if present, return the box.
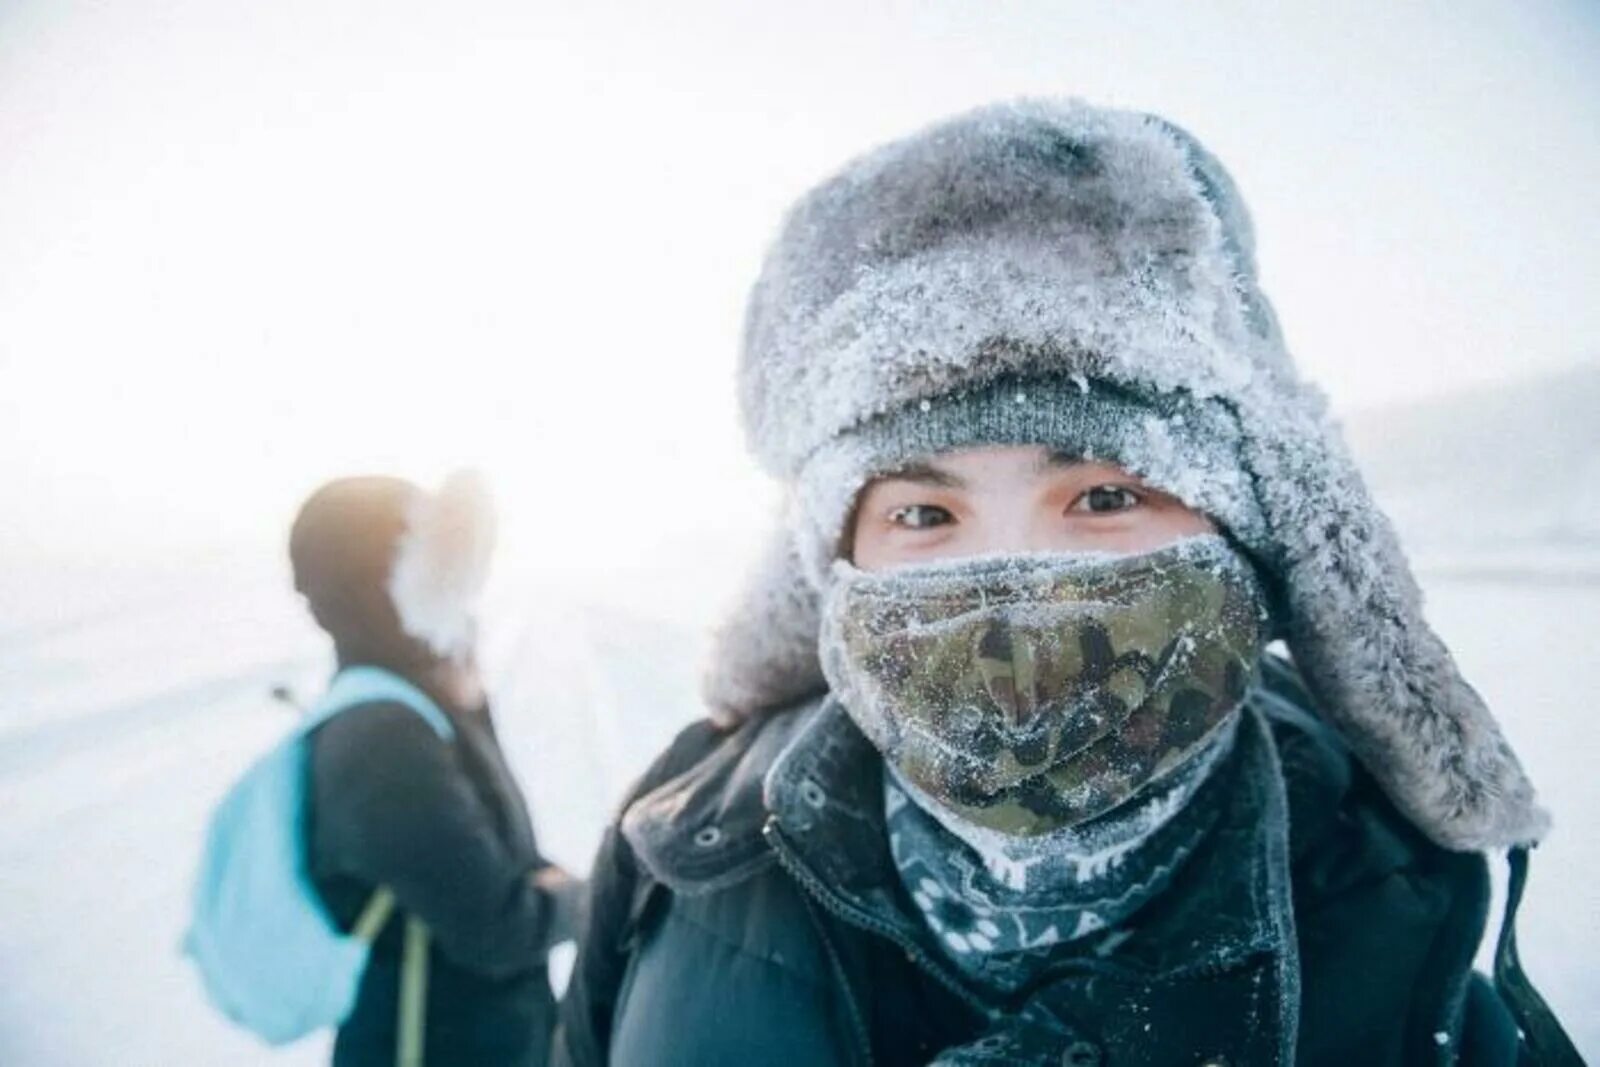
[819,535,1268,836]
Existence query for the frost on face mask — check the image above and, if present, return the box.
[819,535,1268,835]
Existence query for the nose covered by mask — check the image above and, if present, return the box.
[819,535,1269,836]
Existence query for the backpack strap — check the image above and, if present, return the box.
[306,666,448,1065]
[344,888,431,1067]
[398,918,431,1067]
[351,887,398,944]
[1493,847,1582,1065]
[305,666,455,741]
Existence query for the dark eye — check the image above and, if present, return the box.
[1072,485,1141,514]
[889,504,954,530]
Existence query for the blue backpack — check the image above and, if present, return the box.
[184,666,453,1051]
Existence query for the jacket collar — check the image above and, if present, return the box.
[770,699,1296,977]
[620,701,813,895]
[626,689,1296,975]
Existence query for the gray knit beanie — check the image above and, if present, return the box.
[705,98,1546,853]
[789,373,1267,588]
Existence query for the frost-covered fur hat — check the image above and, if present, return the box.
[291,469,496,664]
[706,98,1546,852]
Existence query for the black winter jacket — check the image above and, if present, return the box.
[555,657,1539,1067]
[310,677,559,1067]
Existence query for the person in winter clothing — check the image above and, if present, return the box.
[553,101,1580,1066]
[291,471,584,1067]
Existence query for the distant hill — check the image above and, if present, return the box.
[1343,362,1600,571]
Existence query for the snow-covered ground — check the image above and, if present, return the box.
[3,369,1597,1063]
[0,556,708,1066]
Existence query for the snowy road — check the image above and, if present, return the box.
[2,561,1594,1063]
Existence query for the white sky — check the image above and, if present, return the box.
[2,0,1598,575]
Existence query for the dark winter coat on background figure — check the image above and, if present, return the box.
[310,669,561,1067]
[554,656,1527,1067]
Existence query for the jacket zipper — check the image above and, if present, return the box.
[764,819,997,1023]
[795,889,877,1067]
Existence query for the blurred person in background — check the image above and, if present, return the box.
[554,101,1577,1066]
[291,471,584,1067]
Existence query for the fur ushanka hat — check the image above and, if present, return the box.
[705,99,1547,853]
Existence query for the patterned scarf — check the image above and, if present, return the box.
[886,715,1239,991]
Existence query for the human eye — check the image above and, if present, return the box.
[1069,484,1143,514]
[889,504,955,529]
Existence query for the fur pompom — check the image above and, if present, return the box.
[388,469,497,659]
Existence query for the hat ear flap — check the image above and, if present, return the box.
[1247,411,1548,851]
[388,469,497,659]
[702,521,826,726]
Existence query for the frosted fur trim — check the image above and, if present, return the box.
[388,469,496,660]
[707,98,1546,851]
[1246,415,1549,850]
[702,520,825,725]
[740,101,1284,478]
